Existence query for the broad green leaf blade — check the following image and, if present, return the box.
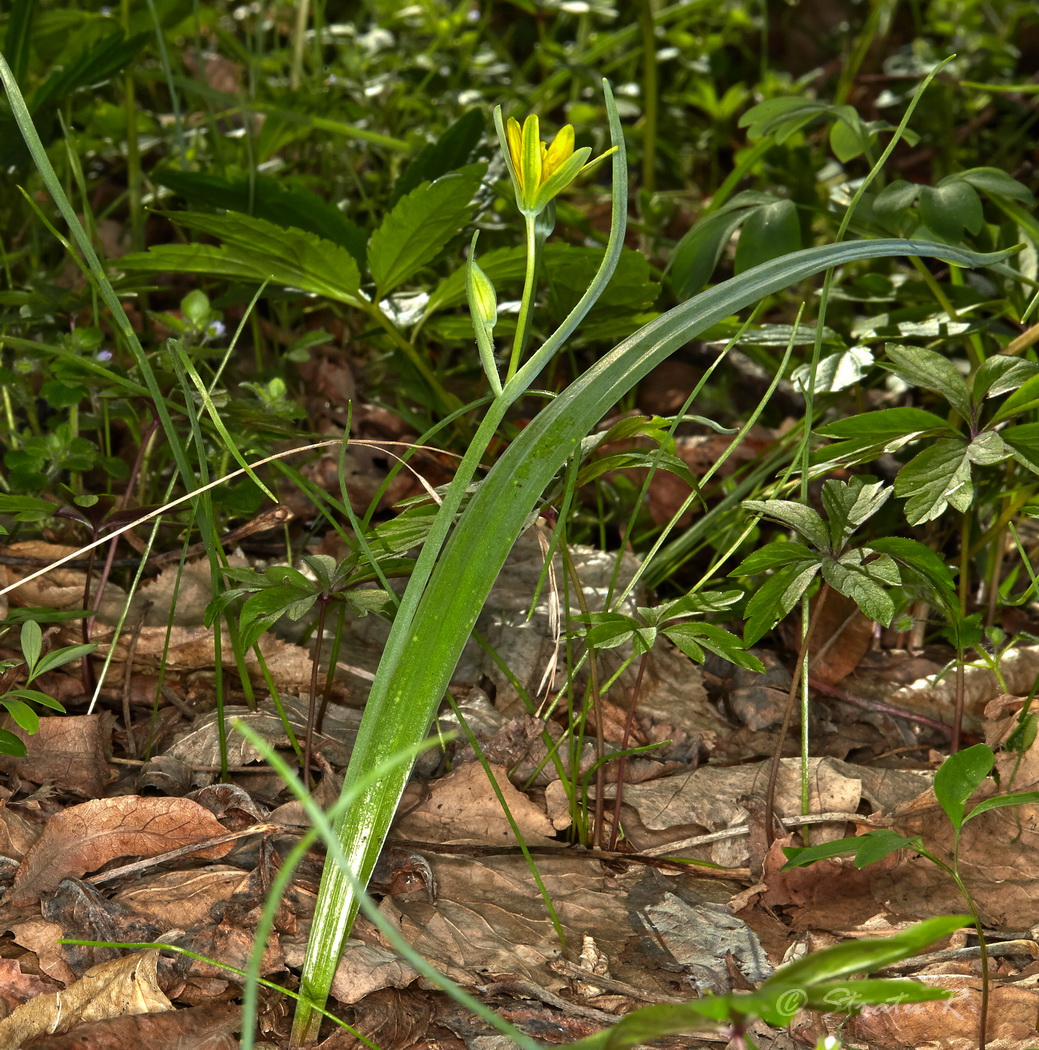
[1,698,38,734]
[307,236,1017,1028]
[918,181,983,242]
[734,199,800,274]
[120,212,363,302]
[3,688,66,712]
[821,557,896,625]
[953,166,1034,205]
[368,166,484,298]
[883,344,973,423]
[895,438,973,524]
[933,743,994,830]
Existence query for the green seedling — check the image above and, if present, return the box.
[783,743,1039,1050]
[560,914,969,1050]
[0,620,95,756]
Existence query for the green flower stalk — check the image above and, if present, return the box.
[493,109,615,382]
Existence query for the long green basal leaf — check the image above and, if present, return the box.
[292,80,630,1045]
[293,238,1012,1043]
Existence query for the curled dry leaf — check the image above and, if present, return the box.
[0,949,170,1049]
[9,795,233,906]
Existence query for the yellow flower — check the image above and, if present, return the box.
[496,111,613,217]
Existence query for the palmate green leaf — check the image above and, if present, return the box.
[820,476,890,548]
[731,540,816,576]
[895,437,973,524]
[301,235,1017,1034]
[866,536,957,614]
[644,589,744,623]
[933,743,994,830]
[120,212,362,302]
[821,556,896,625]
[742,499,829,550]
[971,356,1039,405]
[744,559,821,645]
[882,344,973,422]
[368,165,484,298]
[664,623,765,672]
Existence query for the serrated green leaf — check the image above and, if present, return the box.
[742,498,829,550]
[368,166,484,298]
[820,476,890,548]
[393,109,485,203]
[895,438,973,524]
[883,345,972,422]
[744,560,820,645]
[665,622,765,671]
[866,536,957,614]
[821,558,895,625]
[120,212,362,302]
[156,169,367,265]
[731,541,817,576]
[933,743,994,830]
[793,345,874,394]
[817,406,954,441]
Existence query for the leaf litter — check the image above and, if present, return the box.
[3,498,1039,1048]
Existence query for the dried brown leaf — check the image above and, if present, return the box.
[9,796,232,906]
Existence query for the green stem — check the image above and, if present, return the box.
[507,212,542,384]
[638,0,658,196]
